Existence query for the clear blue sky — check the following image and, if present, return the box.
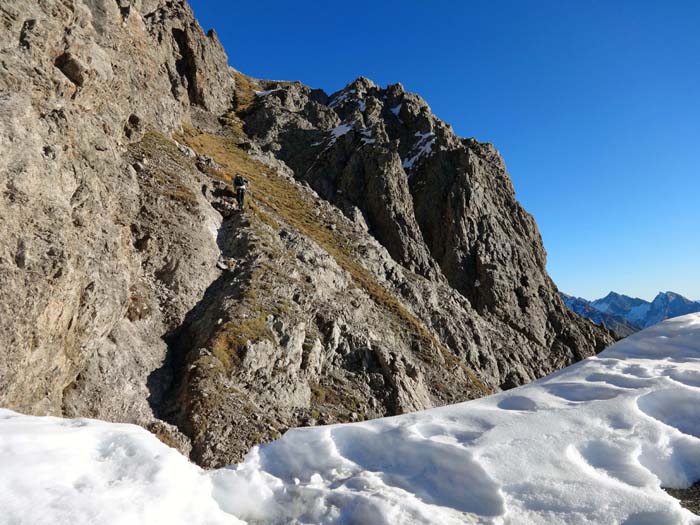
[190,0,700,301]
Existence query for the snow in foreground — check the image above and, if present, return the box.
[2,315,700,525]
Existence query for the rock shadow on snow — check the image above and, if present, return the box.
[329,425,506,517]
[585,372,651,390]
[636,388,700,438]
[543,382,623,402]
[497,395,538,411]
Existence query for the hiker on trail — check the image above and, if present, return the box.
[233,173,249,209]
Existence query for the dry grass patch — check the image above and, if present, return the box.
[233,70,260,113]
[211,313,269,371]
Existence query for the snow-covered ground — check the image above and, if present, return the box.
[2,314,700,525]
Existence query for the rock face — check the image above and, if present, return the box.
[0,0,613,467]
[0,0,233,449]
[241,77,614,387]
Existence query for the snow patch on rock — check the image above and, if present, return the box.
[402,131,436,171]
[254,88,283,97]
[328,89,356,108]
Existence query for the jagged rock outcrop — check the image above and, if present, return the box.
[0,0,614,467]
[242,77,613,384]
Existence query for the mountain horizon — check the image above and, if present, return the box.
[562,289,700,337]
[575,289,700,304]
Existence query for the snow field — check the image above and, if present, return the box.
[0,413,243,525]
[1,314,700,524]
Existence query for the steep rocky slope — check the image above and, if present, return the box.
[0,0,613,466]
[241,77,611,363]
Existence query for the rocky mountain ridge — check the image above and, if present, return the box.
[562,290,700,337]
[0,0,612,467]
[560,293,639,338]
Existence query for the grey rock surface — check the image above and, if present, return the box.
[242,77,614,382]
[0,0,233,448]
[0,0,614,466]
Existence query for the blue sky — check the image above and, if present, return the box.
[190,0,699,301]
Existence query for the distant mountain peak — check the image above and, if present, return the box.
[564,290,700,335]
[654,291,682,301]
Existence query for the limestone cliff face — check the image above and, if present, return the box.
[0,0,233,448]
[0,0,613,466]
